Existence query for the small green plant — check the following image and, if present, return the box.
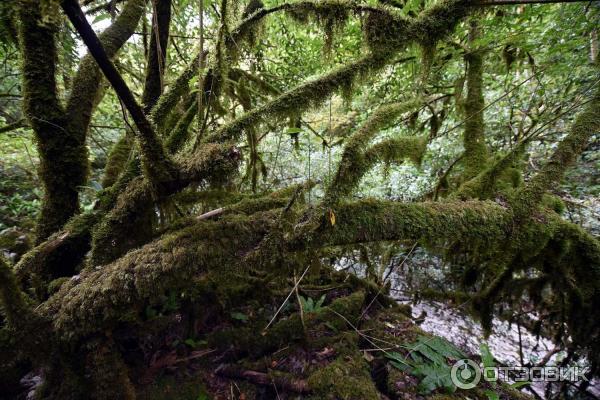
[480,343,500,400]
[298,294,326,313]
[230,311,249,322]
[386,336,467,394]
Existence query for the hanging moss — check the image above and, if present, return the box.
[206,53,388,144]
[365,0,473,55]
[285,0,350,55]
[364,6,410,55]
[328,135,427,203]
[365,136,428,166]
[150,51,201,130]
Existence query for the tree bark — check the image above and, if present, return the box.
[142,0,172,112]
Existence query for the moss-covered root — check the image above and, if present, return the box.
[85,338,136,400]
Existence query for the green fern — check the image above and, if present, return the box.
[386,335,467,394]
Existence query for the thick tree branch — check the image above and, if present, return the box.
[61,0,176,185]
[17,0,73,242]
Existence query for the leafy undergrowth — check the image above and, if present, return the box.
[128,268,531,400]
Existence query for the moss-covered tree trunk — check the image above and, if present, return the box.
[18,0,78,242]
[17,0,145,243]
[462,19,489,179]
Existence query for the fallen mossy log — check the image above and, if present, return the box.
[38,199,598,341]
[6,193,597,398]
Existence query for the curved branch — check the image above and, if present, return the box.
[325,99,426,203]
[512,81,600,217]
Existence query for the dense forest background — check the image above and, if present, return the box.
[0,0,598,399]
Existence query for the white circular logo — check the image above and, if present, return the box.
[451,359,481,390]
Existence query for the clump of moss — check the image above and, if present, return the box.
[541,193,565,214]
[90,177,154,266]
[364,6,410,55]
[285,0,350,54]
[307,340,380,400]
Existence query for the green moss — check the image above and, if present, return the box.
[41,210,278,340]
[365,0,473,55]
[17,0,145,243]
[18,0,75,241]
[512,84,600,218]
[206,53,388,144]
[150,52,200,131]
[84,339,136,400]
[47,277,69,295]
[285,0,350,54]
[307,333,379,400]
[13,211,98,294]
[541,193,565,214]
[101,134,134,188]
[461,19,489,180]
[325,99,426,203]
[453,144,525,200]
[0,256,30,327]
[90,177,155,266]
[165,100,197,153]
